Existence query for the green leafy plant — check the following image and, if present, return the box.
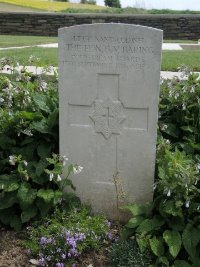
[24,206,111,267]
[0,59,78,230]
[122,70,200,267]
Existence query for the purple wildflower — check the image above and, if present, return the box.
[56,263,64,267]
[38,258,46,266]
[61,253,66,259]
[107,232,113,240]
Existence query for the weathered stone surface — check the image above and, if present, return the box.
[59,24,162,220]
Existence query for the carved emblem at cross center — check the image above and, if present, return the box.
[89,97,126,139]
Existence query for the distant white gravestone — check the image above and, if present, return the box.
[59,24,163,220]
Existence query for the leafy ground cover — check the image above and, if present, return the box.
[122,68,200,267]
[1,47,200,71]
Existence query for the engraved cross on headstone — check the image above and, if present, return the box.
[68,73,149,137]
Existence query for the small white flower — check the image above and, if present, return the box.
[57,174,62,182]
[49,173,54,181]
[161,124,168,131]
[73,165,83,174]
[9,155,17,165]
[166,139,170,145]
[190,87,195,93]
[182,103,186,110]
[196,163,200,172]
[23,160,28,166]
[22,129,33,136]
[185,200,190,208]
[182,86,187,93]
[0,97,4,103]
[169,90,173,97]
[61,155,68,166]
[24,173,29,181]
[153,183,157,191]
[167,189,171,197]
[174,93,179,99]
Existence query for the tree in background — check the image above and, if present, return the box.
[104,0,121,8]
[80,0,96,4]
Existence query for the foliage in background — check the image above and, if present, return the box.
[104,0,121,8]
[24,206,112,267]
[0,57,78,230]
[122,68,200,267]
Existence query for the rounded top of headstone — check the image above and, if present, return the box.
[58,23,163,36]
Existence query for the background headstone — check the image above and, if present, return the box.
[59,24,163,220]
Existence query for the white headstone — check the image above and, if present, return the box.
[59,24,163,220]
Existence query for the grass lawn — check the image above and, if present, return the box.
[0,35,57,48]
[0,47,200,72]
[164,40,198,44]
[161,50,200,71]
[0,47,58,66]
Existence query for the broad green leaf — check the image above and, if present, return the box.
[0,191,17,209]
[20,137,34,146]
[182,225,200,259]
[36,198,52,217]
[181,126,195,133]
[4,182,19,192]
[19,111,42,120]
[0,174,20,192]
[163,230,182,258]
[136,219,153,233]
[21,205,37,223]
[136,234,150,251]
[37,143,52,159]
[33,93,50,113]
[37,189,54,203]
[53,190,62,205]
[31,119,50,134]
[126,216,145,229]
[173,260,191,267]
[10,215,22,231]
[47,108,58,129]
[122,203,151,216]
[161,200,182,217]
[158,256,169,266]
[17,183,37,207]
[149,236,164,257]
[36,159,48,176]
[152,215,165,228]
[168,217,185,231]
[161,123,180,138]
[0,135,16,149]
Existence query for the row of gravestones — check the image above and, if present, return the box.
[59,23,163,220]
